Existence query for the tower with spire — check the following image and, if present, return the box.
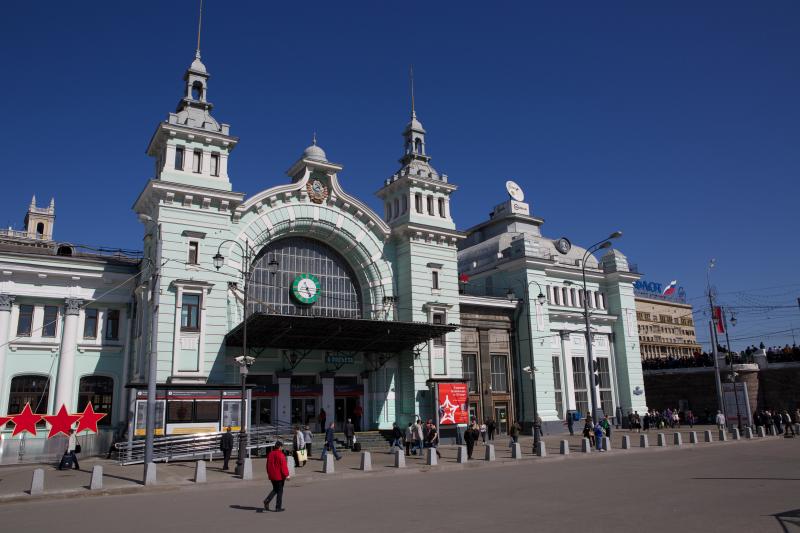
[23,195,55,240]
[376,69,463,422]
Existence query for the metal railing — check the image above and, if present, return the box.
[114,423,294,465]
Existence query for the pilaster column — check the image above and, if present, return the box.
[361,372,370,431]
[560,332,576,412]
[320,371,335,430]
[0,294,14,412]
[55,298,82,412]
[275,371,291,428]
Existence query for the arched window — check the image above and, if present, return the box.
[393,198,400,218]
[191,81,203,101]
[36,222,44,236]
[77,376,113,426]
[7,375,49,421]
[414,138,422,154]
[249,237,362,318]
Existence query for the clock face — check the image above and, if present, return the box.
[291,273,321,304]
[554,237,572,255]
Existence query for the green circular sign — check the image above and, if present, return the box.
[291,273,321,304]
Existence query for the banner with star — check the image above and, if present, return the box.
[437,383,468,425]
[0,403,106,437]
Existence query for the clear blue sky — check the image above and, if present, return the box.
[1,1,798,349]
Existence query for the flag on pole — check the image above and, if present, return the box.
[713,306,725,334]
[662,280,677,296]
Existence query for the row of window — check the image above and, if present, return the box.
[174,146,220,177]
[385,193,447,221]
[5,374,113,427]
[461,353,509,393]
[548,286,606,310]
[15,305,120,341]
[636,312,694,327]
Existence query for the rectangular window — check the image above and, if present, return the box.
[552,355,563,419]
[415,193,423,213]
[188,241,199,265]
[596,357,613,415]
[83,308,98,339]
[195,401,220,423]
[181,294,200,331]
[42,306,58,337]
[431,270,440,290]
[427,195,434,215]
[463,354,478,393]
[432,312,445,347]
[16,305,33,336]
[490,355,508,392]
[192,150,202,173]
[210,153,220,176]
[167,400,194,423]
[175,146,184,170]
[438,198,445,218]
[105,309,120,340]
[402,195,408,214]
[572,356,589,417]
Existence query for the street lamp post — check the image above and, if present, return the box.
[506,280,546,447]
[720,307,743,431]
[580,231,622,423]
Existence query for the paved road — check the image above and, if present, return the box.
[0,438,797,532]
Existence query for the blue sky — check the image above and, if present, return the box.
[1,1,798,349]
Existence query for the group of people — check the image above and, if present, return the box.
[580,415,612,451]
[753,408,799,435]
[393,419,441,458]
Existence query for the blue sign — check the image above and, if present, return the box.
[633,280,686,303]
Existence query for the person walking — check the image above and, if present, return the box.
[686,410,694,428]
[479,421,487,443]
[487,417,496,441]
[59,429,80,470]
[715,410,726,431]
[566,412,574,436]
[390,422,404,451]
[344,418,355,449]
[220,426,234,471]
[404,423,414,456]
[321,422,342,460]
[782,410,795,436]
[264,441,290,512]
[601,415,611,440]
[293,426,306,467]
[510,420,521,445]
[302,425,313,457]
[583,417,595,448]
[427,424,441,459]
[464,423,477,460]
[318,408,327,433]
[594,422,605,452]
[414,419,425,455]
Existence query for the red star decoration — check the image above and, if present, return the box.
[439,395,459,424]
[10,403,43,437]
[0,415,11,429]
[75,403,106,434]
[43,404,82,438]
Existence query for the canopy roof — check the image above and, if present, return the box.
[225,313,458,353]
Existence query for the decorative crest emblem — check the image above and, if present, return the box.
[306,179,329,204]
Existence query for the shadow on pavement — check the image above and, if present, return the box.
[229,505,265,513]
[772,508,800,533]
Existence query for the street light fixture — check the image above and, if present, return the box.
[214,238,263,477]
[581,231,622,423]
[522,366,541,449]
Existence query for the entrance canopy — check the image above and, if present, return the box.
[225,313,458,353]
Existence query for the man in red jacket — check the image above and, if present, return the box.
[264,441,290,512]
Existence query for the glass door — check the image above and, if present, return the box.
[494,403,508,434]
[251,398,272,427]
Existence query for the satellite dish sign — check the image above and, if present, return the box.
[505,180,525,202]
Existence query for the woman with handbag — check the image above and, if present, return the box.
[59,429,80,470]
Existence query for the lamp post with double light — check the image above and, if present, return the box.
[506,280,546,447]
[213,239,278,476]
[580,231,622,423]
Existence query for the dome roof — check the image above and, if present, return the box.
[189,51,207,74]
[302,142,327,162]
[404,115,426,134]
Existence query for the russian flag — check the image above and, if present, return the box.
[662,280,677,296]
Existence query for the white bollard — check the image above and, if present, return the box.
[732,428,740,440]
[30,468,44,495]
[511,443,522,459]
[757,426,766,438]
[323,453,336,473]
[581,438,592,453]
[719,429,728,442]
[286,456,296,478]
[457,445,468,463]
[144,462,157,486]
[689,431,698,444]
[536,440,547,457]
[560,440,570,455]
[426,447,438,466]
[745,427,754,439]
[621,435,630,450]
[673,432,682,447]
[241,458,253,480]
[360,451,372,471]
[657,433,666,447]
[602,437,611,451]
[193,461,206,484]
[640,434,649,448]
[704,430,713,442]
[484,444,495,462]
[394,448,406,468]
[90,465,104,490]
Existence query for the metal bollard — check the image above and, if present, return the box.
[757,426,766,438]
[732,428,740,440]
[394,448,406,468]
[194,461,206,484]
[511,443,522,459]
[536,440,547,457]
[484,444,495,462]
[144,462,157,486]
[323,453,336,473]
[657,433,666,447]
[457,445,468,464]
[360,451,372,471]
[719,429,728,442]
[745,427,754,439]
[602,437,611,451]
[426,447,438,466]
[241,458,253,480]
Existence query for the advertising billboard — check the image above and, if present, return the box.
[437,382,469,425]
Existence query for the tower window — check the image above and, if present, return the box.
[175,146,184,170]
[83,308,98,339]
[432,270,440,290]
[438,198,445,218]
[427,195,434,216]
[188,241,199,265]
[393,198,400,218]
[191,81,203,101]
[192,150,202,173]
[36,223,44,236]
[415,194,423,214]
[414,138,422,154]
[402,195,408,214]
[210,154,220,177]
[42,306,58,337]
[385,202,392,221]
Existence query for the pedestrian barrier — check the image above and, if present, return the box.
[704,430,713,442]
[144,462,157,486]
[30,468,44,495]
[324,453,336,473]
[535,440,547,457]
[689,431,698,444]
[745,427,754,439]
[560,440,570,455]
[193,461,206,484]
[757,426,766,438]
[426,447,438,466]
[457,445,468,464]
[484,444,495,462]
[718,429,727,442]
[241,458,253,480]
[657,433,666,447]
[359,451,372,471]
[621,435,630,450]
[673,432,682,447]
[90,465,104,490]
[602,437,611,451]
[581,438,591,453]
[511,443,522,459]
[640,435,649,448]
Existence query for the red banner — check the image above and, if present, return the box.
[713,306,725,334]
[437,383,469,425]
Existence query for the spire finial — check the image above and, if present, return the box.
[195,0,204,59]
[30,195,36,208]
[410,64,416,119]
[312,131,317,146]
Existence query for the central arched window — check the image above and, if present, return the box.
[77,375,114,426]
[249,237,362,318]
[7,375,49,425]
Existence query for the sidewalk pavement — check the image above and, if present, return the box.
[0,424,779,503]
